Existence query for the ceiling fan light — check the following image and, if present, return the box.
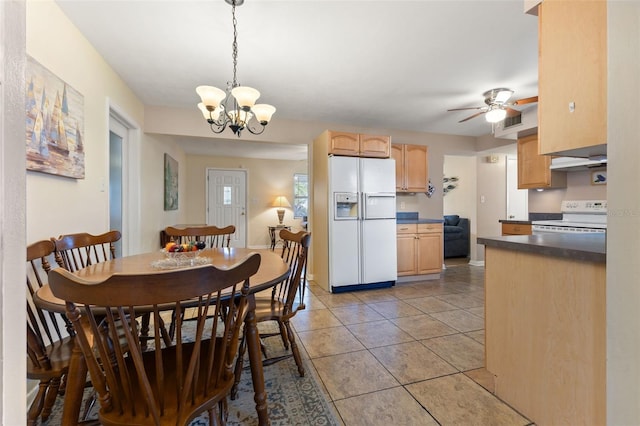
[485,107,507,123]
[196,85,227,108]
[231,86,260,108]
[251,104,276,124]
[494,89,514,104]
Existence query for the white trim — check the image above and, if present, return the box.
[108,100,141,255]
[468,260,485,267]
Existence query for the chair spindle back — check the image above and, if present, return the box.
[47,253,260,425]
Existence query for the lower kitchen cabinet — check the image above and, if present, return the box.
[501,222,532,236]
[397,223,443,276]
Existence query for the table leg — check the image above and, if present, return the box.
[61,338,87,425]
[244,301,270,426]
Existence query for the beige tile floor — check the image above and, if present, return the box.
[291,259,534,426]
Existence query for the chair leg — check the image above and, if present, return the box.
[41,376,61,421]
[230,333,247,400]
[27,381,48,426]
[285,320,305,377]
[277,320,289,350]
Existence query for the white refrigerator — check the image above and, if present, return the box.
[328,156,397,292]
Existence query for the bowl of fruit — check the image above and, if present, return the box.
[162,241,205,266]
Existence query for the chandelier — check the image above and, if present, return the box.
[196,0,275,136]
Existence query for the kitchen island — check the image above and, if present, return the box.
[478,233,605,426]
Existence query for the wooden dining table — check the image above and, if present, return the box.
[34,247,289,426]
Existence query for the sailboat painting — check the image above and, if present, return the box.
[26,56,85,179]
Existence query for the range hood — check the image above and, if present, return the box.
[550,156,607,171]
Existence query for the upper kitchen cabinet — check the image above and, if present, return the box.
[538,0,607,157]
[324,131,390,158]
[517,133,566,189]
[391,144,428,193]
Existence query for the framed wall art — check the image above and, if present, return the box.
[26,55,85,179]
[591,170,607,185]
[164,154,179,210]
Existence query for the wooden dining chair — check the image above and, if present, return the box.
[231,230,311,399]
[53,230,170,348]
[48,252,261,426]
[164,225,235,249]
[164,225,236,340]
[52,230,121,272]
[26,240,76,425]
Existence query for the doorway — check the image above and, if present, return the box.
[109,123,123,257]
[206,168,247,248]
[108,106,141,255]
[506,156,528,220]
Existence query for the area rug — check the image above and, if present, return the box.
[40,322,341,426]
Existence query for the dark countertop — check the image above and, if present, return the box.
[498,219,532,225]
[396,211,444,225]
[478,233,606,263]
[498,213,563,225]
[397,218,444,224]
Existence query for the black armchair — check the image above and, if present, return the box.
[443,215,470,258]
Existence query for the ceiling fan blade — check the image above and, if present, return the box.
[512,96,538,106]
[459,111,486,123]
[447,106,485,112]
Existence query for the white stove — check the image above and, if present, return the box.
[532,200,607,234]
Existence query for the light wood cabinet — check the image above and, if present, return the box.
[396,223,442,276]
[485,245,605,425]
[517,134,566,189]
[326,131,390,158]
[391,144,428,192]
[538,0,607,157]
[501,222,532,236]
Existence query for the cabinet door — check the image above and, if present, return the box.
[360,134,390,158]
[538,0,607,156]
[396,234,417,276]
[328,132,360,156]
[517,134,566,189]
[518,134,551,189]
[416,232,442,274]
[404,145,428,192]
[391,144,404,191]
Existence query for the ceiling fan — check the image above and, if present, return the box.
[448,88,538,123]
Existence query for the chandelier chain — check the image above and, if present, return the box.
[231,1,239,88]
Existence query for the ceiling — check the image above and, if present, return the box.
[55,0,539,159]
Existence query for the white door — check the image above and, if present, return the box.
[206,169,247,248]
[109,115,126,257]
[507,156,528,220]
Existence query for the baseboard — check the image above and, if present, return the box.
[468,260,485,267]
[396,273,440,283]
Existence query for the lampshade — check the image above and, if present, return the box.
[252,104,277,124]
[485,106,507,123]
[231,86,261,109]
[196,86,227,108]
[272,196,291,208]
[272,196,291,225]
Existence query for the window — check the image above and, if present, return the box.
[293,174,308,219]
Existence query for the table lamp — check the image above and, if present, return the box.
[272,196,291,225]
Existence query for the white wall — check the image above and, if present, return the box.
[528,169,607,212]
[183,154,307,248]
[25,0,147,244]
[606,2,640,423]
[1,1,27,424]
